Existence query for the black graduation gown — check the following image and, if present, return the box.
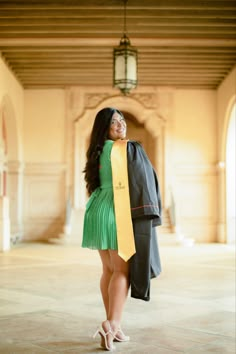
[127,141,162,301]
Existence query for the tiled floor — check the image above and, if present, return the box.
[0,240,235,353]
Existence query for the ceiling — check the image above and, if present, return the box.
[0,0,236,90]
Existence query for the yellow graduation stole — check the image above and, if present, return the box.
[111,139,136,262]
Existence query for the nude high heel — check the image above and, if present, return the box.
[93,321,115,351]
[113,327,130,342]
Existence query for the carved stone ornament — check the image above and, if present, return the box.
[130,93,156,109]
[85,93,110,108]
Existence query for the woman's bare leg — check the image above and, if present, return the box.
[98,250,114,349]
[98,250,112,317]
[107,249,130,332]
[98,249,130,346]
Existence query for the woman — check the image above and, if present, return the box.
[82,107,162,351]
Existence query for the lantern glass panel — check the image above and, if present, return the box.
[115,54,125,80]
[127,55,137,81]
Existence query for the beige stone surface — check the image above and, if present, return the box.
[0,241,235,353]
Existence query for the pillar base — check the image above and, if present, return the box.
[216,223,226,243]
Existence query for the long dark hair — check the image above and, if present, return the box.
[84,107,124,195]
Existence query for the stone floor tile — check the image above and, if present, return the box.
[0,242,235,354]
[171,311,235,337]
[0,340,54,354]
[186,337,236,353]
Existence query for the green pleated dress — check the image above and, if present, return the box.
[82,140,118,250]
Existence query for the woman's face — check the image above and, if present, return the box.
[108,112,127,141]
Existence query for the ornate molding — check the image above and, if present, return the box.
[130,93,156,109]
[24,162,67,175]
[7,160,24,173]
[84,93,110,108]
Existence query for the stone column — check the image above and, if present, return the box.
[0,144,10,251]
[0,196,10,251]
[216,162,226,243]
[8,160,24,243]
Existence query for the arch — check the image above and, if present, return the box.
[219,94,236,243]
[220,95,236,162]
[1,114,7,196]
[0,94,19,199]
[73,94,165,210]
[225,103,236,243]
[75,95,165,138]
[0,94,20,162]
[0,94,22,246]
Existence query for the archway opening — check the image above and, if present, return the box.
[226,103,236,244]
[0,95,22,247]
[0,113,8,197]
[123,111,156,167]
